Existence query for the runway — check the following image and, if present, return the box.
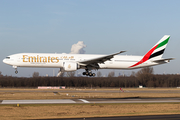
[1,97,180,104]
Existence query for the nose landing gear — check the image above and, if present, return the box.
[15,70,18,74]
[13,66,18,74]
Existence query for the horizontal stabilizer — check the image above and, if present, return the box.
[152,58,175,63]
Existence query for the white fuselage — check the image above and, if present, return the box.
[3,53,160,70]
[3,35,173,76]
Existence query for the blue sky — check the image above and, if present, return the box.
[0,0,180,77]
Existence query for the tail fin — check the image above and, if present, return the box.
[130,35,170,68]
[148,35,170,60]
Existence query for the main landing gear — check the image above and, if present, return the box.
[82,69,96,77]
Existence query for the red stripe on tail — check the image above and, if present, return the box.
[130,44,158,68]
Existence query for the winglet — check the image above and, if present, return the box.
[119,51,126,54]
[109,51,126,56]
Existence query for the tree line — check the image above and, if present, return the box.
[0,67,180,88]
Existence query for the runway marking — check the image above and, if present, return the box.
[79,99,90,103]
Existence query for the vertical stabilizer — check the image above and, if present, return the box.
[149,35,170,60]
[130,35,170,68]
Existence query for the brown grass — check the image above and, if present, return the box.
[1,92,180,100]
[1,103,180,120]
[1,88,180,100]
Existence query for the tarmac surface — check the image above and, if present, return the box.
[1,97,180,104]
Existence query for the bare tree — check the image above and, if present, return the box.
[130,71,136,77]
[97,71,102,77]
[0,71,3,77]
[32,72,39,77]
[108,71,115,77]
[136,67,154,86]
[136,67,154,76]
[66,71,76,77]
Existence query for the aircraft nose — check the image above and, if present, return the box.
[3,59,7,64]
[3,59,10,64]
[3,57,12,65]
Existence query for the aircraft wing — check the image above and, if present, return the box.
[78,51,126,67]
[152,58,175,63]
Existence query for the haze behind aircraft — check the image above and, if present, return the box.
[3,35,174,76]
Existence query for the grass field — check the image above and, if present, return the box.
[1,103,180,120]
[1,88,180,100]
[1,88,180,120]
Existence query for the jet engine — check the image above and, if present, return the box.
[63,62,78,72]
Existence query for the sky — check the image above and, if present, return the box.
[0,0,180,77]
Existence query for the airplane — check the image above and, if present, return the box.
[3,35,174,77]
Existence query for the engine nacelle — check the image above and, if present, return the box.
[63,62,78,72]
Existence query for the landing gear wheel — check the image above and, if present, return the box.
[15,71,18,74]
[82,69,96,77]
[89,72,92,76]
[89,73,95,77]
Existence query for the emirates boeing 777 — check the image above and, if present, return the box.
[3,35,174,76]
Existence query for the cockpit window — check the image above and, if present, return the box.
[6,57,10,59]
